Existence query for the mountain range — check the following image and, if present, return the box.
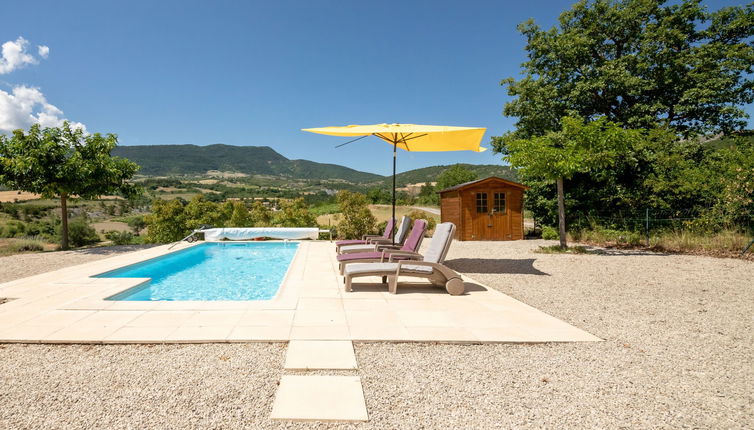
[112,144,517,185]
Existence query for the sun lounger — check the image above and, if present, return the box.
[338,215,411,254]
[335,217,395,251]
[343,222,464,295]
[336,219,427,274]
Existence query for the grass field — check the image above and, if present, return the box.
[0,191,42,202]
[316,204,440,228]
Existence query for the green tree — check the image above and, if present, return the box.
[493,0,754,232]
[127,216,147,235]
[435,164,477,191]
[500,116,644,247]
[417,183,439,205]
[228,201,254,227]
[336,191,376,239]
[0,123,139,249]
[250,201,273,226]
[145,199,188,243]
[497,0,754,139]
[184,195,227,229]
[274,198,317,227]
[366,188,391,204]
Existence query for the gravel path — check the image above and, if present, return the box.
[1,241,752,428]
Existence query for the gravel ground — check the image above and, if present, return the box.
[0,241,752,429]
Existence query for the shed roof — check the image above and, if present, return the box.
[438,176,529,193]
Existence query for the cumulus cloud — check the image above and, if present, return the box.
[0,85,87,133]
[0,37,49,74]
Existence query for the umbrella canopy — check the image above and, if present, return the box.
[302,123,487,242]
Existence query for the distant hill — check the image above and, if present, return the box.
[112,144,383,183]
[390,164,519,187]
[112,144,518,186]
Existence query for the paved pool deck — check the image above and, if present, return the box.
[0,241,600,343]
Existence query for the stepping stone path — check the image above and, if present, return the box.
[271,340,368,422]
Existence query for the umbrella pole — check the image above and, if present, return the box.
[392,142,396,245]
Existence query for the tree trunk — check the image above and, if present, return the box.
[556,177,567,248]
[60,194,69,250]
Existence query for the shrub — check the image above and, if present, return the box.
[541,225,559,240]
[65,217,100,247]
[127,215,146,234]
[104,230,137,245]
[274,198,317,227]
[405,209,437,234]
[336,191,376,239]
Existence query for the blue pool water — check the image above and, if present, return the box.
[98,242,299,301]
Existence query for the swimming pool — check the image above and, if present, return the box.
[98,242,299,301]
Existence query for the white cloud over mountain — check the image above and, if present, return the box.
[0,37,86,133]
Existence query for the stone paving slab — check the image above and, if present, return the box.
[0,241,602,343]
[285,340,357,370]
[271,375,368,422]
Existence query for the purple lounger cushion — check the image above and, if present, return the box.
[337,219,428,263]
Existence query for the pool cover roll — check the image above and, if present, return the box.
[201,227,319,241]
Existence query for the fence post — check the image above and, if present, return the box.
[645,208,650,247]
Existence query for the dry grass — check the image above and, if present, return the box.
[0,238,52,256]
[316,205,440,227]
[0,191,42,203]
[651,229,753,257]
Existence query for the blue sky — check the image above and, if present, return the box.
[1,0,750,176]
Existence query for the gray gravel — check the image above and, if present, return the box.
[1,241,752,429]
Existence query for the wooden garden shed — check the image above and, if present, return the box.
[439,177,528,241]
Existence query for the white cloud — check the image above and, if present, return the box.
[0,85,86,133]
[0,37,48,74]
[37,45,50,59]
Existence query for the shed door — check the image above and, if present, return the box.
[470,190,510,240]
[489,189,510,240]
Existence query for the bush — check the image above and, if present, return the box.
[274,198,316,227]
[65,217,100,247]
[104,230,137,245]
[336,191,376,239]
[541,225,559,240]
[405,209,437,234]
[7,238,45,253]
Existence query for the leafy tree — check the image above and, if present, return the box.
[145,199,188,243]
[500,116,644,247]
[250,201,273,226]
[366,188,391,204]
[435,164,477,191]
[228,201,254,227]
[493,0,754,234]
[336,191,376,239]
[497,0,754,139]
[417,183,439,205]
[0,123,139,249]
[184,195,227,229]
[127,216,147,235]
[274,198,317,227]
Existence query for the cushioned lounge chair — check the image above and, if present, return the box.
[338,215,411,254]
[337,219,427,274]
[335,217,395,251]
[343,222,464,295]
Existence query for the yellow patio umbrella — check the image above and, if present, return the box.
[302,123,487,241]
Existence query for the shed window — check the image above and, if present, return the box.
[494,192,506,213]
[476,193,488,213]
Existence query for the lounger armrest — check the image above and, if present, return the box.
[361,234,383,240]
[375,244,401,251]
[396,260,458,278]
[386,251,423,262]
